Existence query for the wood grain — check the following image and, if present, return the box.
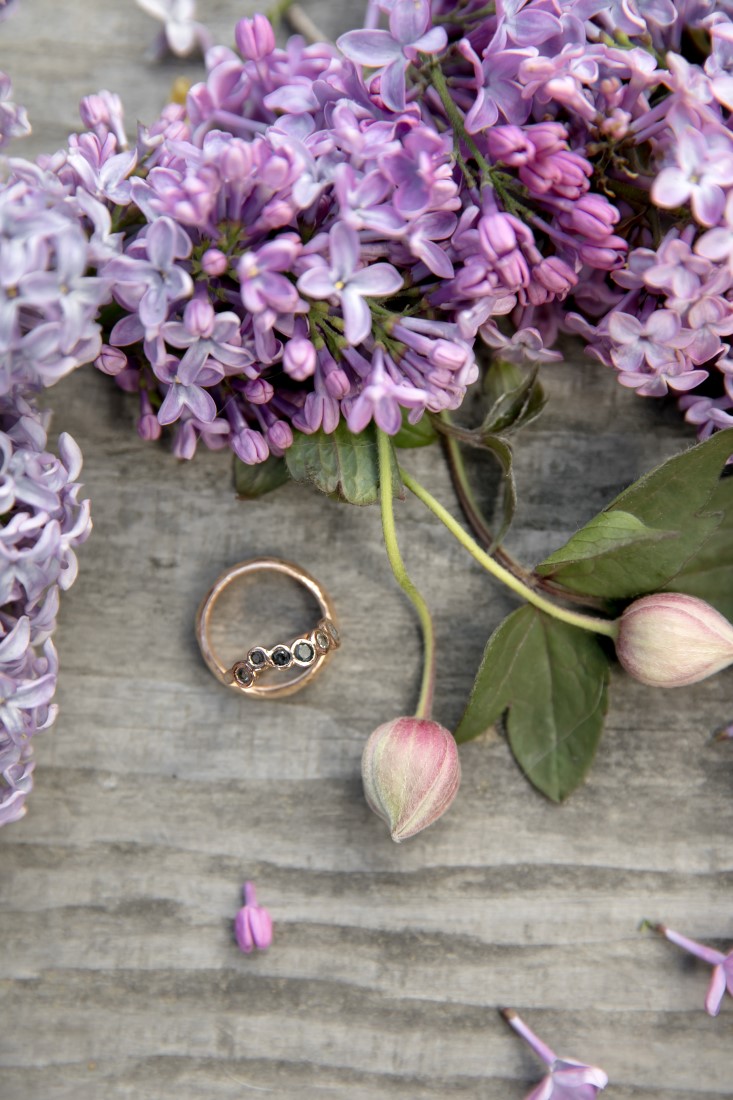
[1,4,732,1098]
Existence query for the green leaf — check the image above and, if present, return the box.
[482,433,517,549]
[666,476,733,620]
[536,428,733,598]
[455,606,611,802]
[233,453,290,499]
[481,360,546,437]
[393,409,438,449]
[285,421,400,505]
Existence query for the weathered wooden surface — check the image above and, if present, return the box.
[1,4,733,1098]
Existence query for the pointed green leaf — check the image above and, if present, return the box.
[285,421,400,505]
[665,476,733,619]
[233,453,290,499]
[536,428,733,598]
[482,434,517,549]
[456,606,611,802]
[481,360,546,437]
[393,409,438,449]
[539,511,678,567]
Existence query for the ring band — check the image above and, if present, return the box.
[195,558,339,698]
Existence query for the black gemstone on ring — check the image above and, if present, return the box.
[247,648,268,669]
[234,664,253,687]
[271,646,292,667]
[294,641,315,664]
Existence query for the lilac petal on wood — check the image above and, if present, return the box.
[0,617,30,665]
[705,964,727,1016]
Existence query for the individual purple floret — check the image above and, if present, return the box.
[656,924,733,1016]
[0,71,30,151]
[234,881,273,954]
[501,1009,608,1099]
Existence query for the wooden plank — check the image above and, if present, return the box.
[1,4,732,1098]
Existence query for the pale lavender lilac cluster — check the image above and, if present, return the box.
[43,0,634,463]
[0,132,96,823]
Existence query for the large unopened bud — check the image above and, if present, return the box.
[616,593,733,687]
[361,718,461,842]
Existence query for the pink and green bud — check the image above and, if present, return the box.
[616,593,733,688]
[361,717,461,843]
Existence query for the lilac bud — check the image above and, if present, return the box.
[201,248,228,276]
[235,14,276,60]
[183,298,215,338]
[284,338,317,381]
[267,419,293,454]
[234,882,273,954]
[95,345,128,376]
[242,378,274,405]
[137,391,161,442]
[361,717,461,843]
[616,593,733,688]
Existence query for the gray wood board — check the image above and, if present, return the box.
[1,3,732,1098]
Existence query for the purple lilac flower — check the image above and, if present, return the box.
[0,72,30,151]
[337,0,447,112]
[502,1009,608,1099]
[0,403,91,825]
[234,882,273,953]
[297,223,403,345]
[135,0,211,59]
[656,924,733,1016]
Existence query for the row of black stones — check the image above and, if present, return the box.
[232,620,339,689]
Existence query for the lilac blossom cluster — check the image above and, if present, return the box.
[0,402,91,824]
[40,0,638,463]
[0,109,95,823]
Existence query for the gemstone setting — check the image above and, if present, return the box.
[293,640,315,665]
[325,619,340,645]
[233,663,254,687]
[247,647,268,669]
[270,645,292,668]
[314,630,329,652]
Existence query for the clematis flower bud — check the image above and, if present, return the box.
[361,717,461,842]
[616,593,733,688]
[234,881,273,954]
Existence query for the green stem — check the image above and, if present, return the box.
[401,467,619,640]
[265,0,296,25]
[378,431,437,719]
[439,420,611,612]
[427,61,492,179]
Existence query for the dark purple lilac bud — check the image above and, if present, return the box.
[616,593,733,688]
[234,882,273,954]
[361,717,461,843]
[95,345,128,376]
[201,248,228,276]
[235,14,276,61]
[232,427,269,465]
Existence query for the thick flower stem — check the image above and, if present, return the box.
[378,431,436,720]
[401,467,619,640]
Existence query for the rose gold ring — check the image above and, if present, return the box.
[195,557,340,698]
